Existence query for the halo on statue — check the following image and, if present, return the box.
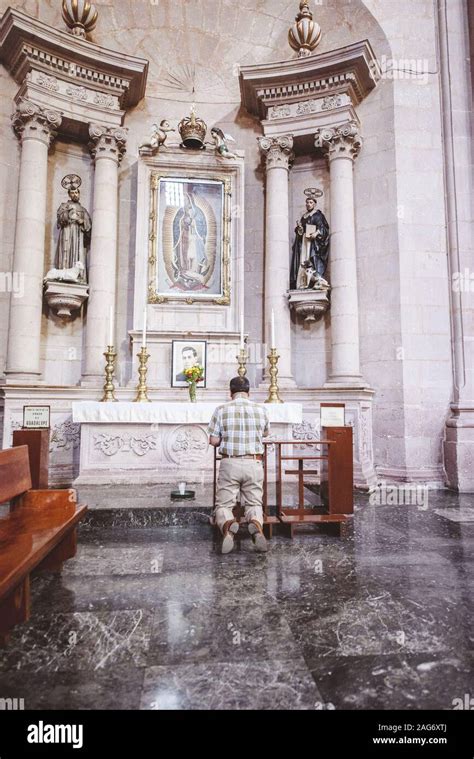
[304,187,323,201]
[61,174,82,192]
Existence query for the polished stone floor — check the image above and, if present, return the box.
[0,490,472,710]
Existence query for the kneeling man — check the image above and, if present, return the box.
[208,376,269,554]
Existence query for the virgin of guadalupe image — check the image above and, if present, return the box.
[172,193,209,289]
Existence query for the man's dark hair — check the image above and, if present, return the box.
[230,376,250,396]
[182,346,198,358]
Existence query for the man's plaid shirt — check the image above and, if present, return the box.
[207,394,270,456]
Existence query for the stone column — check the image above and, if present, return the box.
[438,0,474,490]
[316,122,365,387]
[82,124,126,384]
[258,135,295,387]
[5,100,62,381]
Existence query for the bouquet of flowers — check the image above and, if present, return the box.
[184,365,204,402]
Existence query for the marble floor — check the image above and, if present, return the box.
[0,490,473,710]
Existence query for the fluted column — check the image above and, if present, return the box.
[258,135,296,386]
[316,122,366,387]
[82,124,126,383]
[5,99,62,381]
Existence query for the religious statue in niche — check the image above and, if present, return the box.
[290,188,330,290]
[44,175,91,285]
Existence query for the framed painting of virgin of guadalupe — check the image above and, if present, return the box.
[148,175,231,305]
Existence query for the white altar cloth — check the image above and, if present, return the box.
[72,401,303,487]
[72,401,303,425]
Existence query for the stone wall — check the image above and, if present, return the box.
[0,0,470,486]
[361,0,453,483]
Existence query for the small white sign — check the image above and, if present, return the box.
[23,406,50,429]
[321,404,345,428]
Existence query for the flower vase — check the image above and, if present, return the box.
[188,382,197,403]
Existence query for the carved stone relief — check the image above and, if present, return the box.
[50,418,81,452]
[164,425,209,466]
[94,433,159,457]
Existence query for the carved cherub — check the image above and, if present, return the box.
[139,120,175,154]
[210,127,238,159]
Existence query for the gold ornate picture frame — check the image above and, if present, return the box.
[148,172,231,305]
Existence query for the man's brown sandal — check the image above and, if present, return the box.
[248,520,268,553]
[221,519,239,554]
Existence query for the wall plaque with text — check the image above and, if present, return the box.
[23,406,51,430]
[320,403,345,428]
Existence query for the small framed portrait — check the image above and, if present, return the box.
[171,340,207,388]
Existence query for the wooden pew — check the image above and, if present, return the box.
[0,446,87,645]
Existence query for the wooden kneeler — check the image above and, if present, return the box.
[265,437,353,538]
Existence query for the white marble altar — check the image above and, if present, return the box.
[72,401,303,486]
[0,384,376,491]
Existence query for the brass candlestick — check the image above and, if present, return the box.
[134,346,151,402]
[265,348,283,404]
[237,348,248,378]
[101,345,117,402]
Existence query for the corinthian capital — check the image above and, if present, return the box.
[315,121,362,161]
[11,99,62,147]
[89,124,127,163]
[258,135,294,171]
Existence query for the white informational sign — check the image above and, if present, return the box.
[320,404,345,428]
[23,406,51,430]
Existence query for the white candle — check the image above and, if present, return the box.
[240,313,244,350]
[142,307,147,348]
[108,306,114,347]
[271,309,276,349]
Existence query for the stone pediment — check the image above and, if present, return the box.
[239,39,379,121]
[0,7,148,137]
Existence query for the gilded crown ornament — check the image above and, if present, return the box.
[62,0,98,38]
[178,104,207,150]
[288,1,322,57]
